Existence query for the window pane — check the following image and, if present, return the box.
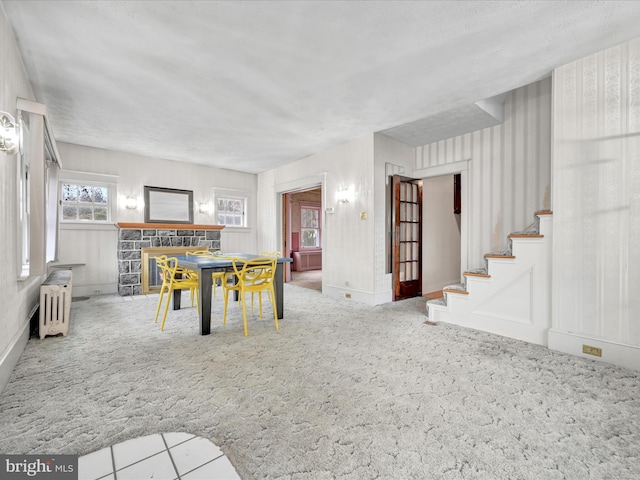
[62,205,77,220]
[94,206,108,221]
[302,229,318,247]
[78,206,93,220]
[301,208,318,228]
[218,198,227,212]
[233,215,242,226]
[78,185,92,202]
[231,200,242,213]
[62,184,77,201]
[93,187,108,204]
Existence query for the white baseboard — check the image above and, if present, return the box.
[0,320,30,395]
[548,329,640,371]
[73,283,118,297]
[323,284,391,305]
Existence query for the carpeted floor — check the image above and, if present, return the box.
[0,285,639,479]
[289,269,322,291]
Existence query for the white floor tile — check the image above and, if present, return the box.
[112,433,166,470]
[181,456,240,480]
[78,447,113,480]
[116,451,177,480]
[163,432,195,448]
[170,436,224,476]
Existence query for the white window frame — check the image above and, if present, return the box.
[59,171,118,229]
[300,203,321,249]
[17,114,31,279]
[214,191,248,229]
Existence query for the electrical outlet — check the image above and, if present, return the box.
[345,293,351,299]
[582,344,602,357]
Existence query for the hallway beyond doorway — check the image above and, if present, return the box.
[289,270,321,292]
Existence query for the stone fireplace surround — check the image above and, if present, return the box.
[117,223,224,296]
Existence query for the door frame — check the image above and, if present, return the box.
[274,174,326,280]
[414,159,470,280]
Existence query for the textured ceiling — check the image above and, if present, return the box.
[3,1,640,174]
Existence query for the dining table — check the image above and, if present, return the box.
[173,253,293,335]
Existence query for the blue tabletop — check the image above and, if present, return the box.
[176,253,292,269]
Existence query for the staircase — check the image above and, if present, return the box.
[427,211,553,346]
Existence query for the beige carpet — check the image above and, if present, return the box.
[288,269,322,291]
[0,285,639,479]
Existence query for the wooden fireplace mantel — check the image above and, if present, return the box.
[117,223,225,230]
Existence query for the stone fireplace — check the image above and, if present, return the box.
[117,223,224,296]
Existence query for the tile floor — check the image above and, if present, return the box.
[78,432,240,480]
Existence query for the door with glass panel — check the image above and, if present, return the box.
[392,175,422,300]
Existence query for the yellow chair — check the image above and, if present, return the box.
[186,250,227,298]
[222,257,279,336]
[247,251,281,312]
[154,255,200,331]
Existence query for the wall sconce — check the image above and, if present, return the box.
[337,185,353,204]
[0,111,20,155]
[198,202,210,214]
[125,197,138,210]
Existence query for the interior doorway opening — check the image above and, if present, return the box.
[421,173,462,299]
[282,186,323,292]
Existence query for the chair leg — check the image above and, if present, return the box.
[223,287,230,326]
[241,289,249,336]
[155,286,167,323]
[160,287,173,331]
[270,285,279,331]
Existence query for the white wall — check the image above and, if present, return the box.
[56,142,258,296]
[550,37,640,369]
[258,134,375,302]
[373,134,415,301]
[422,175,461,293]
[0,4,40,393]
[414,78,552,271]
[258,134,412,304]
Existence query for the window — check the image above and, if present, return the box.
[217,196,246,227]
[18,113,31,277]
[301,205,321,248]
[61,182,110,222]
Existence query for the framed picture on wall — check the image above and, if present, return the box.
[144,186,194,224]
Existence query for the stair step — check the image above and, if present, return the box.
[484,254,516,259]
[464,271,491,278]
[508,233,544,239]
[443,287,469,295]
[426,297,446,307]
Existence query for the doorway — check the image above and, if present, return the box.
[421,174,462,298]
[282,187,323,292]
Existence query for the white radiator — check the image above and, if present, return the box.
[39,270,73,339]
[292,250,322,271]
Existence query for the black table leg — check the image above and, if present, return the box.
[275,262,284,320]
[172,287,181,310]
[198,268,213,335]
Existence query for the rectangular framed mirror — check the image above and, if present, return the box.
[144,186,194,224]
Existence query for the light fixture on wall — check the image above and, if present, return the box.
[337,185,353,204]
[0,111,20,155]
[125,197,138,210]
[198,202,210,214]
